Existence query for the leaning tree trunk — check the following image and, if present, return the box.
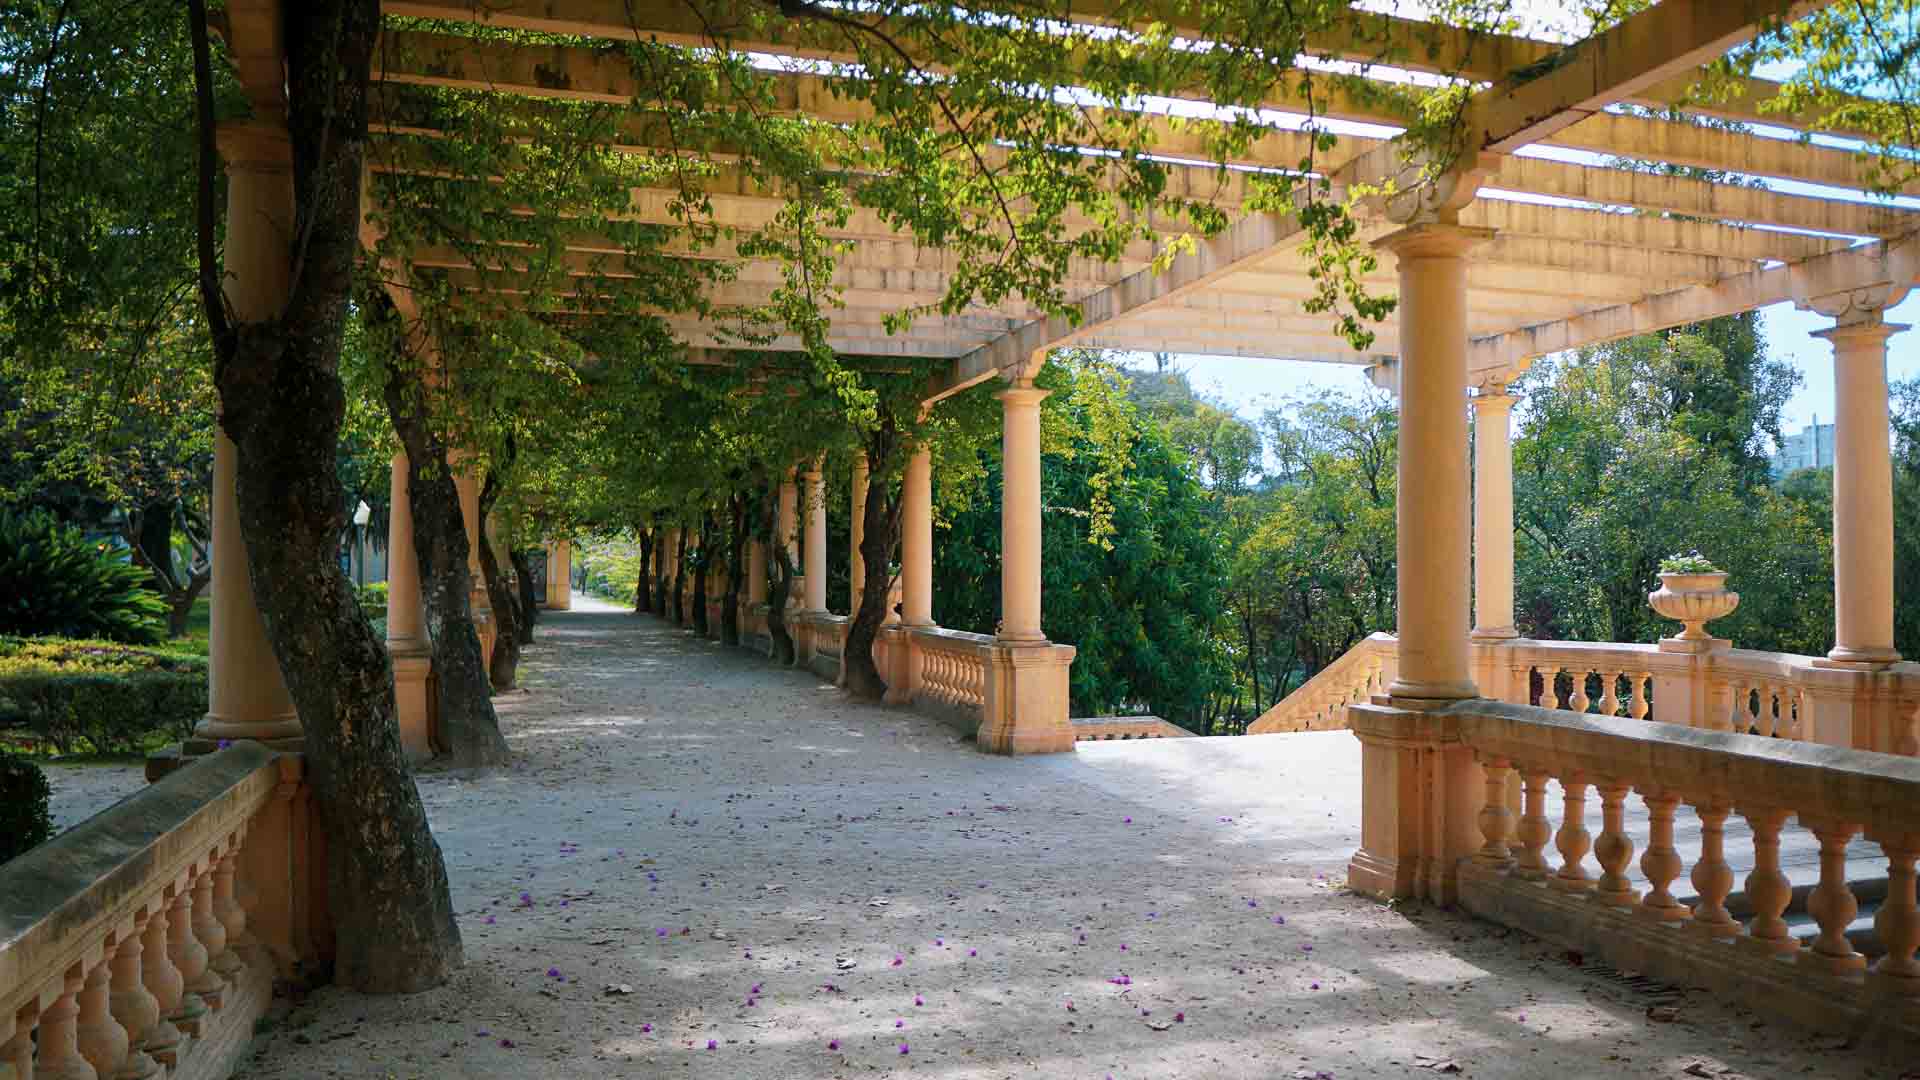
[761,487,797,666]
[635,528,654,614]
[721,496,745,646]
[190,0,459,993]
[477,470,524,691]
[380,342,510,769]
[844,423,905,700]
[691,512,714,637]
[508,548,538,642]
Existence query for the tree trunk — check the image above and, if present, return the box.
[508,548,538,642]
[635,528,654,614]
[192,0,460,993]
[844,425,904,700]
[165,570,211,639]
[721,496,744,646]
[671,545,688,626]
[379,338,510,769]
[762,489,797,666]
[691,512,711,637]
[477,470,523,692]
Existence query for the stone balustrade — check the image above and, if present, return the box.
[1,742,328,1080]
[1248,633,1397,734]
[907,627,993,729]
[1071,716,1192,741]
[1349,698,1920,1052]
[1259,633,1920,756]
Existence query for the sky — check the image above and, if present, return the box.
[1131,292,1920,449]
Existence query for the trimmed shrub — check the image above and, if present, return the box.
[355,580,389,620]
[0,751,54,864]
[0,510,165,643]
[0,637,207,756]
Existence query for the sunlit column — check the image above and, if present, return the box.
[997,383,1050,643]
[385,453,431,760]
[1375,223,1489,700]
[902,443,934,626]
[850,456,869,613]
[1471,384,1518,642]
[1819,314,1905,666]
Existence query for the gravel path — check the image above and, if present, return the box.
[244,605,1869,1079]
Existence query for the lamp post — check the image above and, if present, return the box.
[352,501,372,587]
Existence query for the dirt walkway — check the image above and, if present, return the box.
[247,607,1872,1079]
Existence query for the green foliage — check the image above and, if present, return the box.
[0,751,53,864]
[0,636,207,755]
[935,359,1232,727]
[0,509,165,643]
[355,581,390,620]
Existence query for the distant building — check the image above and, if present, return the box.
[1771,417,1835,482]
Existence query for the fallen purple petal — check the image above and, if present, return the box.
[706,1039,717,1050]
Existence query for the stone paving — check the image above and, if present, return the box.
[241,603,1891,1079]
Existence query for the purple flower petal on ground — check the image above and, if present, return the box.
[1175,1012,1185,1023]
[914,996,923,1006]
[899,1043,910,1055]
[1310,982,1320,990]
[641,1024,652,1033]
[706,1039,718,1050]
[895,1019,905,1029]
[657,928,668,938]
[934,938,943,947]
[499,1039,515,1049]
[476,1030,490,1037]
[828,1040,840,1051]
[968,949,977,957]
[1273,916,1285,925]
[485,916,496,925]
[892,955,904,967]
[1248,899,1258,908]
[547,967,561,978]
[1123,817,1131,824]
[751,983,762,994]
[1301,944,1313,952]
[1119,944,1128,951]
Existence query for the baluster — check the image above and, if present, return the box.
[1636,790,1686,920]
[74,957,128,1079]
[1513,768,1552,881]
[189,869,229,1009]
[212,845,250,975]
[1725,680,1749,733]
[1597,672,1621,717]
[107,921,162,1079]
[35,968,90,1080]
[1568,670,1591,714]
[1895,701,1920,757]
[1475,757,1513,866]
[162,887,208,1033]
[1873,832,1920,991]
[137,903,184,1062]
[1751,684,1774,738]
[1801,820,1866,972]
[1591,781,1638,906]
[1688,804,1740,937]
[1539,666,1561,708]
[1739,808,1796,954]
[1,1009,33,1080]
[1629,672,1651,720]
[1511,665,1532,706]
[1550,776,1593,892]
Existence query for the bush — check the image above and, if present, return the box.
[0,751,54,864]
[0,637,207,756]
[0,509,165,643]
[355,581,389,620]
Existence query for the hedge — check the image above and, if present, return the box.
[0,637,207,756]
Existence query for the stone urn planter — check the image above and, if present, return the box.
[1648,571,1738,652]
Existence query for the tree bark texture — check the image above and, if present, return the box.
[671,546,688,626]
[762,487,797,666]
[477,470,523,691]
[197,0,460,993]
[721,496,744,646]
[508,548,538,642]
[690,512,711,637]
[634,528,654,614]
[379,346,509,769]
[844,425,904,701]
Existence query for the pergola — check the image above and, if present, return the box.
[199,1,1919,756]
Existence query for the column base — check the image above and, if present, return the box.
[194,714,302,744]
[1469,626,1518,643]
[1817,646,1901,669]
[882,625,921,705]
[977,641,1077,755]
[390,646,433,763]
[1346,700,1481,905]
[1387,678,1479,702]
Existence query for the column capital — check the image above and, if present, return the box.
[215,120,291,175]
[1372,223,1494,260]
[1470,385,1517,412]
[995,384,1052,408]
[1813,316,1909,348]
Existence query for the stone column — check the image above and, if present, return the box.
[998,385,1050,644]
[1818,314,1905,667]
[901,444,933,627]
[803,460,828,614]
[550,539,572,611]
[385,453,431,761]
[1471,385,1517,643]
[747,537,767,605]
[978,378,1077,754]
[197,122,299,749]
[850,456,869,614]
[778,470,799,571]
[1375,223,1489,701]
